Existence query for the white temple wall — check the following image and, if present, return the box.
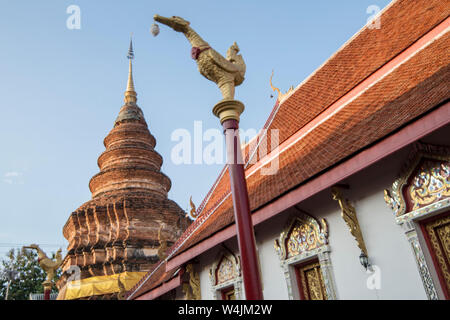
[297,146,427,299]
[193,126,450,300]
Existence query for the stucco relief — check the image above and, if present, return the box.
[209,248,243,300]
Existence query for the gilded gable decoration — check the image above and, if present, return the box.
[210,250,240,286]
[274,209,328,260]
[384,142,450,217]
[274,210,337,300]
[209,248,243,300]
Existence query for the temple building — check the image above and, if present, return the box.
[57,41,189,299]
[125,0,449,300]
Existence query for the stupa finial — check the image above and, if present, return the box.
[125,34,137,104]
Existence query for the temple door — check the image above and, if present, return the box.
[420,211,450,299]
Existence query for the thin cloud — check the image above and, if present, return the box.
[3,172,24,184]
[4,172,21,177]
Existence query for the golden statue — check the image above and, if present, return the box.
[182,264,201,300]
[153,15,246,102]
[23,244,62,283]
[23,244,62,295]
[331,188,368,256]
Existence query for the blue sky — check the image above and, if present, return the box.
[0,0,391,256]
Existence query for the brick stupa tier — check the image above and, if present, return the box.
[60,53,189,287]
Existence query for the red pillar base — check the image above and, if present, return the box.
[44,288,51,300]
[43,281,52,300]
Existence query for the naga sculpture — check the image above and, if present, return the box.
[23,244,62,283]
[153,15,246,101]
[331,187,368,256]
[182,263,201,300]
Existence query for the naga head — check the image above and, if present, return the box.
[154,15,190,33]
[226,42,240,59]
[229,42,240,53]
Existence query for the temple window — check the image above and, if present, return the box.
[274,210,338,300]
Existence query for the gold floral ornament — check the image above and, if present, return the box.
[384,143,450,216]
[409,161,450,211]
[274,211,328,260]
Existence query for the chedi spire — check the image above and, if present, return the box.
[125,37,137,104]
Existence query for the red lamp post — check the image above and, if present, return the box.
[152,14,264,300]
[214,101,264,300]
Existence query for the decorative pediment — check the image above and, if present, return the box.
[384,142,450,217]
[274,210,328,260]
[209,249,240,286]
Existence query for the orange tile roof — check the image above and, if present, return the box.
[127,0,450,299]
[166,0,450,257]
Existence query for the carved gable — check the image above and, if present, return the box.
[274,210,328,260]
[384,142,450,216]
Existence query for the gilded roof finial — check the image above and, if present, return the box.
[125,34,137,104]
[186,196,199,220]
[270,70,294,103]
